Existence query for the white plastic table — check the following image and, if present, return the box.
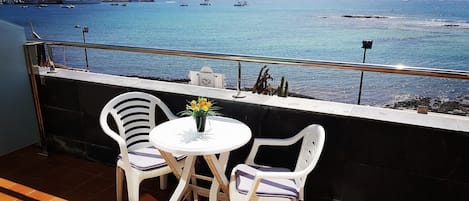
[149,116,252,201]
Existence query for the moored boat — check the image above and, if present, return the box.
[200,0,210,6]
[61,4,75,8]
[233,0,247,6]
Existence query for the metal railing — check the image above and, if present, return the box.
[31,40,469,105]
[40,40,469,80]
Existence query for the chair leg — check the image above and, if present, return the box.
[298,188,304,201]
[116,167,124,201]
[159,174,168,190]
[127,176,141,201]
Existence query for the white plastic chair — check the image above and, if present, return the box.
[99,92,185,201]
[188,66,225,88]
[229,124,325,201]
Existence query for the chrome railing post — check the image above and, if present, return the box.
[24,43,48,157]
[233,61,246,98]
[82,26,89,71]
[63,46,66,66]
[46,45,56,73]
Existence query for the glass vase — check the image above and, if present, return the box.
[195,115,206,132]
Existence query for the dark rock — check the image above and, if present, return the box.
[443,24,460,27]
[124,75,190,83]
[437,101,460,113]
[391,97,431,110]
[385,96,469,116]
[342,15,389,19]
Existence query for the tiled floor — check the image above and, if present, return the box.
[0,145,175,201]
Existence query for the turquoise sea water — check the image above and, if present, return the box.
[1,0,468,105]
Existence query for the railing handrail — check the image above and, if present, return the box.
[36,40,469,80]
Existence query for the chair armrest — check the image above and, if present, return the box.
[99,115,131,170]
[245,134,305,166]
[255,170,304,180]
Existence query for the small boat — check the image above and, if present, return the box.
[120,3,127,6]
[179,1,188,6]
[37,4,48,8]
[61,4,75,8]
[233,0,247,6]
[21,5,29,8]
[110,3,118,6]
[200,0,211,6]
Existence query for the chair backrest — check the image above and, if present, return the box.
[189,66,225,88]
[99,92,177,151]
[294,124,325,187]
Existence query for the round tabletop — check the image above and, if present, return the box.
[149,116,252,155]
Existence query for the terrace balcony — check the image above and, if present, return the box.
[2,20,469,201]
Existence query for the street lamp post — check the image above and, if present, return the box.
[357,40,373,105]
[75,25,89,71]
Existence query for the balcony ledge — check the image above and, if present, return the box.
[38,67,469,133]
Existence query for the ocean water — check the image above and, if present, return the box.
[1,0,468,105]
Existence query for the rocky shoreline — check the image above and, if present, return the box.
[126,75,469,116]
[384,96,469,116]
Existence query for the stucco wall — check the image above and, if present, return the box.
[0,20,40,156]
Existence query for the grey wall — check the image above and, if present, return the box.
[0,20,40,156]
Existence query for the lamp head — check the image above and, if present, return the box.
[362,40,373,49]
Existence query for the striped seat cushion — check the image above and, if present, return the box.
[234,164,299,199]
[119,147,185,171]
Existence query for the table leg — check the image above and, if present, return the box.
[204,152,230,201]
[170,155,196,201]
[158,149,182,179]
[209,181,219,201]
[191,166,199,201]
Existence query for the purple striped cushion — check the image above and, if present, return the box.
[234,164,299,199]
[118,147,185,171]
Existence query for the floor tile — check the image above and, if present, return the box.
[9,183,35,195]
[50,197,68,201]
[28,190,56,201]
[0,178,16,189]
[0,145,179,201]
[0,192,16,201]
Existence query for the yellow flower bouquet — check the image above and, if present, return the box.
[179,97,220,132]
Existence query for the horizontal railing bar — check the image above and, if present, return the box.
[38,40,469,80]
